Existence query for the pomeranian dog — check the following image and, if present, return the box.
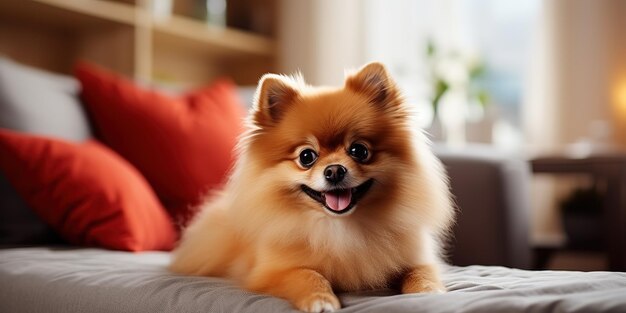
[169,62,455,312]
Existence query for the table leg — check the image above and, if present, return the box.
[604,175,626,271]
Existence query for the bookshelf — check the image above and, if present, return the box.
[0,0,275,85]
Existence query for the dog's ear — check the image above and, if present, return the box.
[345,62,399,106]
[254,74,299,126]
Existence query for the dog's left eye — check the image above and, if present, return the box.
[349,143,370,162]
[298,149,318,168]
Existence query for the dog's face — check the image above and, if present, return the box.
[246,63,417,217]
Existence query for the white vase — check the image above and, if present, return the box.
[426,113,444,142]
[438,90,467,147]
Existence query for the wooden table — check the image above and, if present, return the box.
[531,154,626,271]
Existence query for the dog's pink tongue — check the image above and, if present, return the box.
[324,190,352,212]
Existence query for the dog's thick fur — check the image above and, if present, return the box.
[169,62,455,312]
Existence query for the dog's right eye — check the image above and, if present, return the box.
[298,149,318,168]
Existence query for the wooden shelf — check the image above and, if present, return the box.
[26,0,275,57]
[152,15,274,58]
[32,0,136,26]
[0,0,133,30]
[0,0,276,85]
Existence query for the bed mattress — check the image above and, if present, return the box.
[1,247,625,313]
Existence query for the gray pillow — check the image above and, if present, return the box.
[0,57,92,245]
[0,57,91,140]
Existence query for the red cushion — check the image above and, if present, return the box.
[75,63,245,226]
[0,129,177,251]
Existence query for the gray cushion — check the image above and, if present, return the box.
[0,57,91,140]
[2,247,626,313]
[0,57,92,245]
[435,144,532,269]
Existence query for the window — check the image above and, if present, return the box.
[363,0,541,147]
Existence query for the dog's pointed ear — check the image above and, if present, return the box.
[345,62,398,106]
[253,74,299,126]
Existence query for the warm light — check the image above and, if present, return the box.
[614,78,626,117]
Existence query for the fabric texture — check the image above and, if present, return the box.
[1,247,626,313]
[0,57,92,245]
[75,62,245,226]
[0,130,177,251]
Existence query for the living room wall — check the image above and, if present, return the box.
[525,0,626,246]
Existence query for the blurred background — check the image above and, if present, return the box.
[1,0,626,271]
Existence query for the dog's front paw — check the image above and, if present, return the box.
[401,280,446,294]
[401,265,446,294]
[295,292,341,312]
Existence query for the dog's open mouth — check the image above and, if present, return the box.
[300,179,374,215]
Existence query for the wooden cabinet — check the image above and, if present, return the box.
[0,0,275,86]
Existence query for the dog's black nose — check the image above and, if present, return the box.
[324,164,347,184]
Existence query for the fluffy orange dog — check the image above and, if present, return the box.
[169,62,455,312]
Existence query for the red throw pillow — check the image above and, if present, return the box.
[0,129,177,251]
[75,63,245,226]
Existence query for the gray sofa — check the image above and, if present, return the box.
[436,145,532,269]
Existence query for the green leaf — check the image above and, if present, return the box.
[432,79,449,116]
[426,40,436,57]
[469,62,486,79]
[476,89,490,108]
